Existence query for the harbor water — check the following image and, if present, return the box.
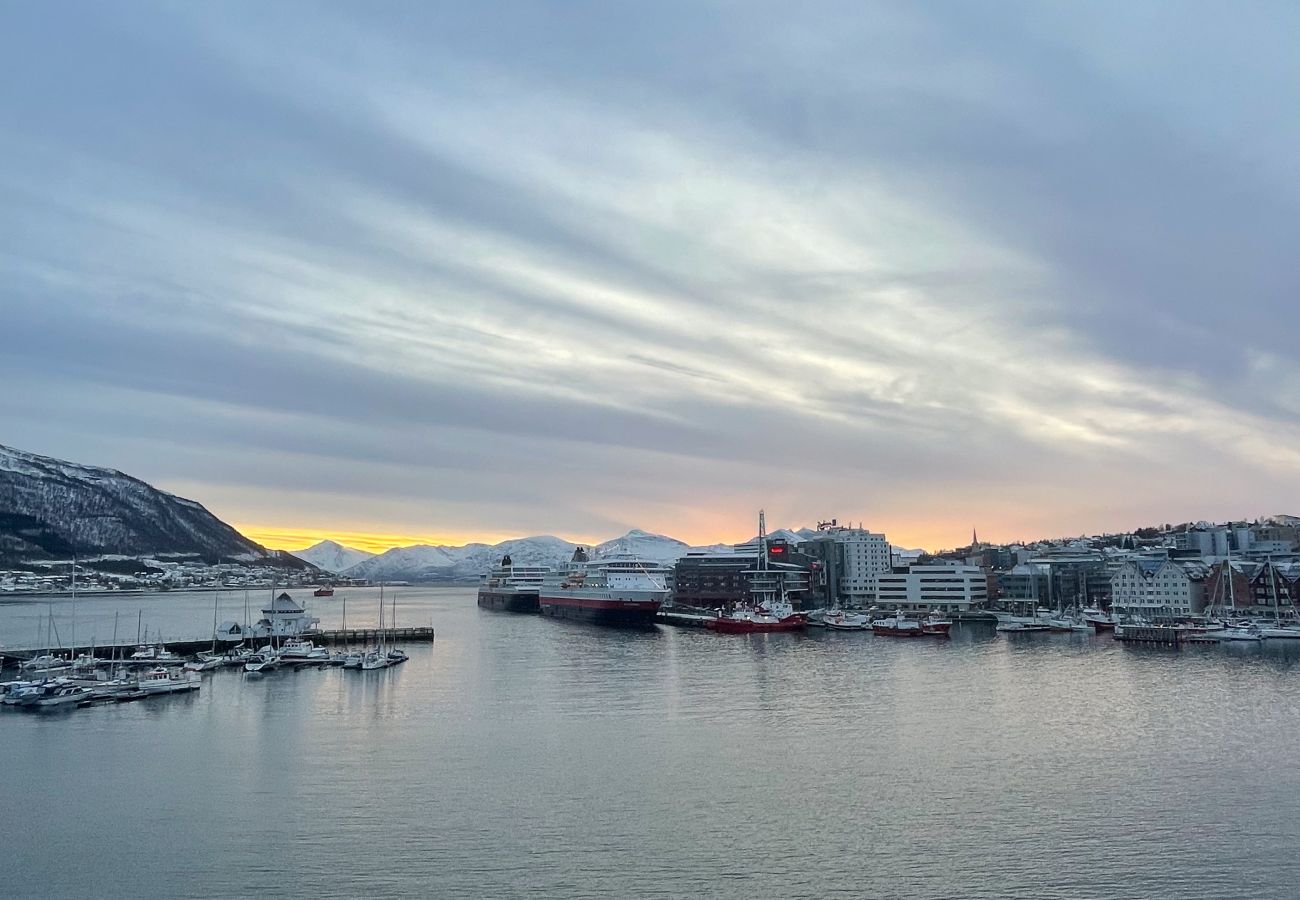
[4,586,1300,899]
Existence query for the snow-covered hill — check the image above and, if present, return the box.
[0,443,277,564]
[292,540,374,573]
[342,529,711,583]
[593,528,692,563]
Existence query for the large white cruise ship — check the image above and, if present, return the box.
[538,548,670,627]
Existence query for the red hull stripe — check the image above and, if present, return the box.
[539,596,661,611]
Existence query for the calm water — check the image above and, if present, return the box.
[5,587,1300,899]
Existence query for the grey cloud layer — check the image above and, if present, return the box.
[2,1,1297,543]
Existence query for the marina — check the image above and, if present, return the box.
[6,585,1300,899]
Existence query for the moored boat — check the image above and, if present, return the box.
[823,611,870,631]
[19,654,71,674]
[478,555,550,613]
[137,667,201,694]
[872,614,925,637]
[921,614,952,636]
[708,602,807,634]
[27,682,93,708]
[243,651,280,673]
[538,549,668,627]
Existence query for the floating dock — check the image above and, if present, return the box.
[656,607,717,628]
[0,626,435,668]
[1114,625,1185,646]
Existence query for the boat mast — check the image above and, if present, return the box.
[1268,556,1281,625]
[211,590,220,654]
[111,611,119,675]
[70,554,76,659]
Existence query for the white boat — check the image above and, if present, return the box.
[28,682,93,708]
[339,650,363,669]
[183,657,223,673]
[137,667,202,694]
[2,680,45,705]
[243,652,281,673]
[996,620,1052,633]
[128,644,182,665]
[823,611,871,631]
[1047,616,1093,633]
[361,649,389,670]
[386,648,409,664]
[1217,623,1264,642]
[19,654,71,673]
[279,638,318,661]
[1256,624,1300,640]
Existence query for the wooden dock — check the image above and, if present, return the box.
[0,626,435,667]
[314,626,435,646]
[1114,625,1184,646]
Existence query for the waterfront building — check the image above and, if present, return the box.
[874,564,988,613]
[672,539,815,609]
[1109,559,1207,619]
[999,551,1113,609]
[796,522,891,607]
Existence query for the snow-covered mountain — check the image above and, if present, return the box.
[343,529,713,583]
[593,528,692,563]
[345,534,578,583]
[292,540,374,573]
[0,443,279,564]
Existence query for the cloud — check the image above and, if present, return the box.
[2,1,1298,549]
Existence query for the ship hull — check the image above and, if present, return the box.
[477,589,540,614]
[872,624,925,637]
[708,615,805,634]
[538,595,660,627]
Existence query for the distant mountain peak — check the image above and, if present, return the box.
[291,539,375,574]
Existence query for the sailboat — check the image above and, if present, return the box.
[189,592,226,671]
[386,591,408,664]
[21,606,71,673]
[337,596,362,668]
[1253,559,1300,640]
[996,566,1052,632]
[361,585,391,669]
[1213,552,1262,642]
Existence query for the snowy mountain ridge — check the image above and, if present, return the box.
[342,529,714,583]
[0,443,282,564]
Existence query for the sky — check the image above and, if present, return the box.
[2,2,1299,553]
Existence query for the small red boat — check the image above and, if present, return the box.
[313,587,335,597]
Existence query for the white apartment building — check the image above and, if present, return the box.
[874,564,988,613]
[1110,558,1207,618]
[838,530,891,604]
